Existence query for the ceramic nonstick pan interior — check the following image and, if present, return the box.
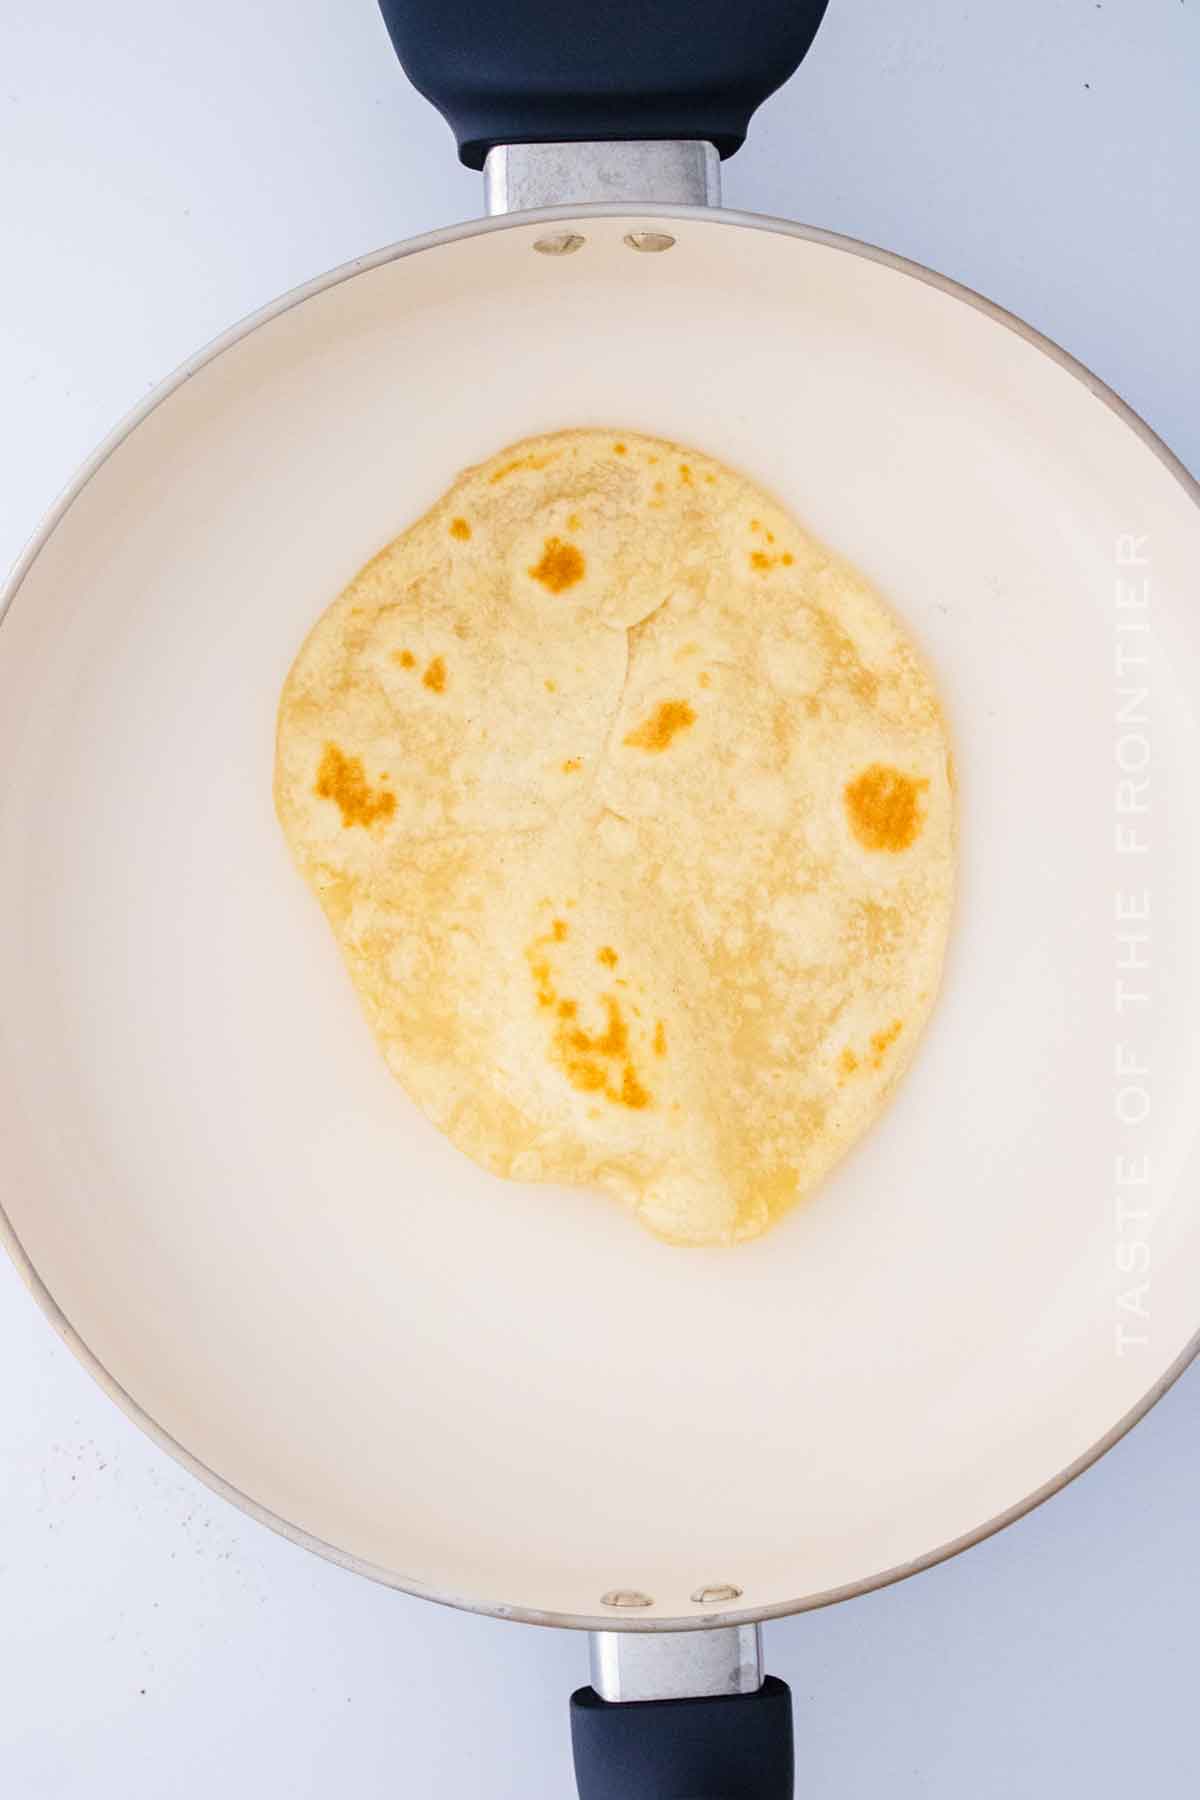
[5,196,1200,1625]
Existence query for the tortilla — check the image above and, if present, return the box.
[274,429,955,1245]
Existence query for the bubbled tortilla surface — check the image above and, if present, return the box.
[275,430,955,1245]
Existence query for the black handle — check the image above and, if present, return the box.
[377,0,830,170]
[570,1677,794,1799]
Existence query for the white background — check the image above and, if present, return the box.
[2,0,1198,1793]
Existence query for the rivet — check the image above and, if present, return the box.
[533,232,586,256]
[623,231,677,254]
[690,1583,744,1605]
[601,1589,654,1609]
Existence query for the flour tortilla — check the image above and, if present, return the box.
[274,429,955,1245]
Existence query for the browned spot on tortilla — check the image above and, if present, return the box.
[869,1019,904,1068]
[838,1047,858,1077]
[844,765,928,852]
[314,744,396,830]
[566,996,626,1060]
[624,699,697,752]
[552,918,569,942]
[545,678,557,693]
[567,1059,608,1093]
[698,671,712,689]
[422,655,447,693]
[613,442,627,455]
[678,463,693,484]
[617,1063,651,1109]
[749,545,794,574]
[491,452,555,482]
[393,648,416,669]
[537,978,652,1109]
[597,946,618,969]
[529,952,555,1009]
[562,757,582,774]
[448,516,471,540]
[529,536,585,593]
[573,1002,628,1085]
[653,1020,667,1057]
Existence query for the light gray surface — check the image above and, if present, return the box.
[1,0,1197,1793]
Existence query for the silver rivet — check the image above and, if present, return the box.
[601,1589,654,1609]
[623,231,677,254]
[690,1583,743,1605]
[533,231,586,256]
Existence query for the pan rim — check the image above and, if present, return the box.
[3,200,1199,1634]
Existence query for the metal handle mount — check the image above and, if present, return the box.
[483,139,721,214]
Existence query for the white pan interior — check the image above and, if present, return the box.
[2,210,1200,1629]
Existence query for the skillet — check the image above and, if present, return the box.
[4,3,1200,1791]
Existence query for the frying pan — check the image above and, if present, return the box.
[4,2,1200,1792]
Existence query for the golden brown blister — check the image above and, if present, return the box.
[275,429,955,1245]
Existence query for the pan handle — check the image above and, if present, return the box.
[570,1676,795,1799]
[376,0,830,171]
